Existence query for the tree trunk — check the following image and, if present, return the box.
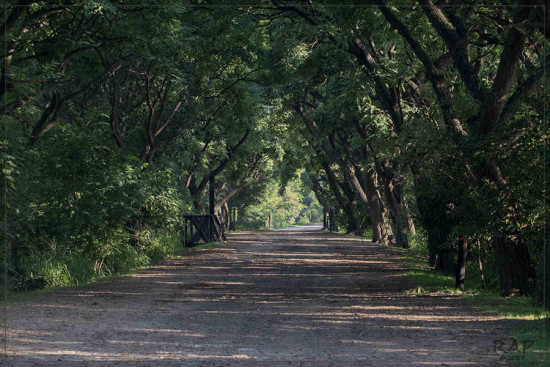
[381,175,409,248]
[493,235,533,295]
[410,165,454,270]
[404,196,416,237]
[455,237,468,290]
[368,145,408,248]
[478,239,486,290]
[535,232,550,308]
[328,208,337,232]
[427,230,452,271]
[391,184,409,248]
[363,169,393,244]
[355,146,394,244]
[320,161,359,234]
[218,201,230,231]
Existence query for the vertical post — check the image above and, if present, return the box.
[209,176,215,242]
[190,220,194,246]
[209,216,212,243]
[209,176,215,216]
[229,208,235,231]
[183,219,188,247]
[269,212,273,230]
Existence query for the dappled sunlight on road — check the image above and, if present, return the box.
[4,230,511,366]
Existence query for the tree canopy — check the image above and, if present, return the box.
[1,1,548,305]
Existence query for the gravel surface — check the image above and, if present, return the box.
[2,229,512,366]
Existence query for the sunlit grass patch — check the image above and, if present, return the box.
[506,320,550,366]
[405,269,459,294]
[400,252,462,294]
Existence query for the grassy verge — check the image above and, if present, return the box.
[1,241,221,306]
[402,251,549,366]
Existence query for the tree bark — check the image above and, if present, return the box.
[455,237,468,290]
[478,239,486,290]
[321,161,359,234]
[493,235,533,295]
[363,168,393,245]
[369,145,409,248]
[404,196,416,237]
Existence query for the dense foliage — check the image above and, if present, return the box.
[1,1,547,307]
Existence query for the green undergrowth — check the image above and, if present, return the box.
[1,240,221,306]
[401,250,549,366]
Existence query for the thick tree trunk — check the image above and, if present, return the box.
[455,237,468,290]
[377,168,409,248]
[355,146,394,244]
[387,181,409,248]
[363,169,393,244]
[368,145,408,248]
[493,235,533,295]
[427,230,453,272]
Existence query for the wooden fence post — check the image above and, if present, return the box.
[209,176,215,241]
[183,218,188,247]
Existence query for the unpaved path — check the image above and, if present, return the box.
[2,229,512,366]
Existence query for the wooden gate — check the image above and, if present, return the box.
[183,214,226,247]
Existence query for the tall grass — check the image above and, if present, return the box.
[14,229,184,290]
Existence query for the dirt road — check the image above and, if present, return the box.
[2,228,512,366]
